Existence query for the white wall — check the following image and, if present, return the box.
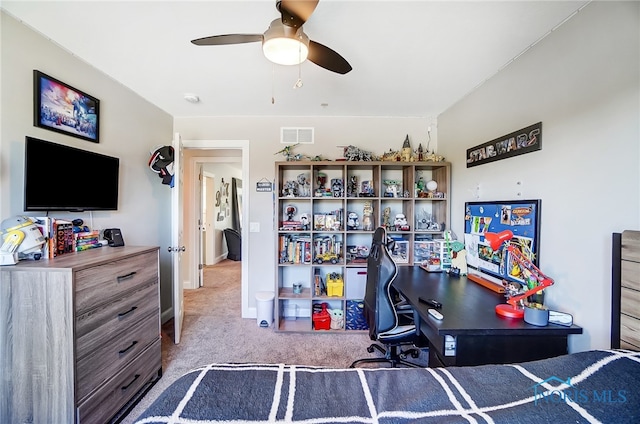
[437,1,639,352]
[0,12,175,313]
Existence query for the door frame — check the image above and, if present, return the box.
[186,156,242,286]
[182,140,250,317]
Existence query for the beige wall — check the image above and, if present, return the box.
[0,12,175,313]
[438,1,639,352]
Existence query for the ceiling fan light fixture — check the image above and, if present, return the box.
[262,19,309,65]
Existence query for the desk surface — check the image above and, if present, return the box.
[393,267,583,337]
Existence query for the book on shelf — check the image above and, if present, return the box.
[75,230,99,239]
[75,238,99,246]
[53,219,74,257]
[278,234,312,264]
[76,243,102,252]
[33,216,52,259]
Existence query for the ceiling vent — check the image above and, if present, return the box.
[281,127,314,144]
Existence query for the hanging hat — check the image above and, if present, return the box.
[149,145,175,185]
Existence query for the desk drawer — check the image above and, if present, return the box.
[76,281,159,360]
[77,338,161,424]
[76,313,160,400]
[75,251,158,313]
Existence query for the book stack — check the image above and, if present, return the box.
[74,230,101,252]
[35,217,76,258]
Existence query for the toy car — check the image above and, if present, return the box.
[315,252,339,264]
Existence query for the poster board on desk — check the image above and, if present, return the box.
[464,200,541,288]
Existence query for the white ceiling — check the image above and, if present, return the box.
[2,1,589,119]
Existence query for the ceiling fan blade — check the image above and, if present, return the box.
[191,34,263,46]
[307,40,352,74]
[278,0,319,28]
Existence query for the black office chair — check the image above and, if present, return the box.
[350,227,422,368]
[223,228,241,261]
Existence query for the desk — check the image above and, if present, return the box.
[393,267,583,367]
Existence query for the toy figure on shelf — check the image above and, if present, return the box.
[331,179,343,197]
[300,213,310,230]
[347,212,359,230]
[328,308,344,329]
[282,180,298,197]
[285,205,297,221]
[275,143,301,161]
[394,214,410,231]
[315,172,327,196]
[342,145,373,161]
[383,180,400,197]
[401,135,413,162]
[297,173,310,197]
[416,143,425,161]
[362,201,374,231]
[347,175,358,197]
[382,207,391,229]
[359,181,374,197]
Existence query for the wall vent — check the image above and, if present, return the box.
[281,127,314,144]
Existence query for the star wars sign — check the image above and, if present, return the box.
[466,122,542,168]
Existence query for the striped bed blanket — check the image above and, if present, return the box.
[134,349,639,424]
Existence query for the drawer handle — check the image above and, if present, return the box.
[119,340,138,356]
[117,271,137,282]
[118,306,138,319]
[121,374,140,391]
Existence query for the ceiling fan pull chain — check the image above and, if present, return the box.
[293,40,303,89]
[271,64,275,104]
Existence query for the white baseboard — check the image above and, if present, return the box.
[161,307,174,324]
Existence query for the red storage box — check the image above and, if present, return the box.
[312,302,331,330]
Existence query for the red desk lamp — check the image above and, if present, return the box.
[484,230,554,319]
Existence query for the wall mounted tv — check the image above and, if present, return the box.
[463,199,541,286]
[24,136,120,211]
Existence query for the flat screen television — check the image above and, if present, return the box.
[24,136,119,211]
[463,199,541,287]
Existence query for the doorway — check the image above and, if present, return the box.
[181,140,250,318]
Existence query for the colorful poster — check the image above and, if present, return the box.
[464,200,541,285]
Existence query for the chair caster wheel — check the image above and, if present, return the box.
[367,346,374,353]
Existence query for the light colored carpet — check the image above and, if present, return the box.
[121,259,428,423]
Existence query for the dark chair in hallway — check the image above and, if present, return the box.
[224,228,241,261]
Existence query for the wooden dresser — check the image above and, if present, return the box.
[0,246,162,423]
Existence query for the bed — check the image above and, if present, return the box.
[133,231,640,424]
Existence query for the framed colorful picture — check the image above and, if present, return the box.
[33,70,100,143]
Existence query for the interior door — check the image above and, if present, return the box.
[171,132,185,344]
[197,164,204,288]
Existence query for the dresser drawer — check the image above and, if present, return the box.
[76,313,160,400]
[77,338,161,424]
[76,281,159,360]
[75,251,158,313]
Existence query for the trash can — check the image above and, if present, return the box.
[256,291,275,327]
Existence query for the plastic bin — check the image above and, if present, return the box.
[256,291,275,327]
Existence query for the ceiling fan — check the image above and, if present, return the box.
[191,0,352,74]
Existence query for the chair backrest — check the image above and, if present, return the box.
[363,227,399,339]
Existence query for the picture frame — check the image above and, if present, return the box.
[33,70,100,143]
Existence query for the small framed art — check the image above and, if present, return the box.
[33,70,100,143]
